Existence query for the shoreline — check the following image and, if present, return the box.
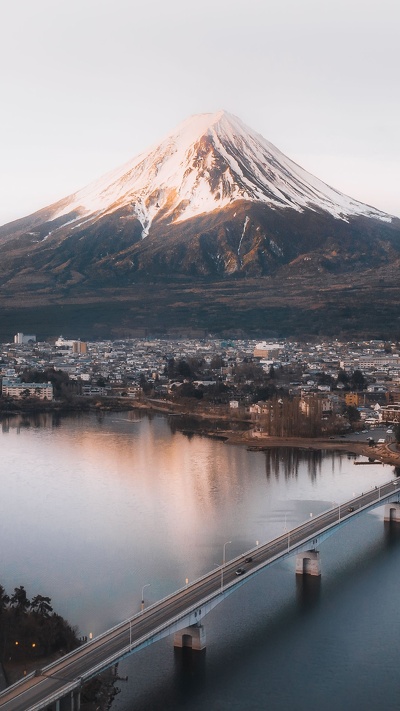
[2,397,399,468]
[212,430,400,467]
[131,400,400,466]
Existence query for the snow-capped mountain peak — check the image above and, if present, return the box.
[48,110,391,238]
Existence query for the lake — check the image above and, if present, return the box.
[1,411,399,710]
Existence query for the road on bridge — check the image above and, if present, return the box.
[1,477,399,711]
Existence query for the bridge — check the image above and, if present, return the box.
[1,476,400,711]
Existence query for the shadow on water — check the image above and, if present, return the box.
[173,646,206,696]
[295,574,321,612]
[383,520,400,548]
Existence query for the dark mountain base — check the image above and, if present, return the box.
[1,272,399,342]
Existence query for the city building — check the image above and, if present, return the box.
[379,404,400,424]
[345,392,360,407]
[14,333,36,344]
[253,342,282,359]
[55,337,87,354]
[1,379,53,400]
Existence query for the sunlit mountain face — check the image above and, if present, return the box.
[0,111,399,339]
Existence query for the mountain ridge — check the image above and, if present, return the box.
[0,110,399,340]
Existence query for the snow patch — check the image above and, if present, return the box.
[237,215,249,265]
[269,239,283,256]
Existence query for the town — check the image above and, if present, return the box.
[1,333,400,440]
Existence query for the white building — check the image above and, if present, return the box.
[253,342,282,359]
[14,333,36,344]
[379,404,400,424]
[2,378,53,400]
[55,336,87,354]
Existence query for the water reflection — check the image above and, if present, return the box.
[1,412,63,430]
[167,413,247,438]
[0,411,394,640]
[263,447,341,483]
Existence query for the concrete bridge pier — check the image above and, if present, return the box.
[384,503,400,522]
[295,550,321,576]
[48,689,80,711]
[70,689,81,711]
[173,624,206,651]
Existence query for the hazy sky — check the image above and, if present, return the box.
[1,0,399,226]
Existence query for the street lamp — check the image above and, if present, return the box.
[141,583,151,612]
[333,501,341,521]
[284,513,289,549]
[221,541,231,591]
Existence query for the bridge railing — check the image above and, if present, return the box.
[76,478,400,681]
[21,680,80,711]
[37,477,400,679]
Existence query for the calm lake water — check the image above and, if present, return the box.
[1,411,400,710]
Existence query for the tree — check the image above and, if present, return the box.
[0,585,79,662]
[345,405,360,423]
[166,357,176,379]
[177,359,193,379]
[30,595,53,617]
[316,372,335,386]
[252,384,277,402]
[337,369,349,386]
[176,383,203,399]
[350,369,366,391]
[210,355,224,370]
[37,613,78,656]
[139,373,153,395]
[0,585,9,614]
[232,362,265,384]
[10,586,30,614]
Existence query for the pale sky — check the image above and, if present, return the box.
[1,0,399,226]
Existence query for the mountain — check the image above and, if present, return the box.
[0,110,399,340]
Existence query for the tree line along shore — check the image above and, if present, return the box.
[0,584,121,709]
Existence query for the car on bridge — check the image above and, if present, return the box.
[236,568,246,575]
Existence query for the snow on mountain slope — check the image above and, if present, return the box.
[49,110,392,238]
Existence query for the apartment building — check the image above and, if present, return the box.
[1,378,53,400]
